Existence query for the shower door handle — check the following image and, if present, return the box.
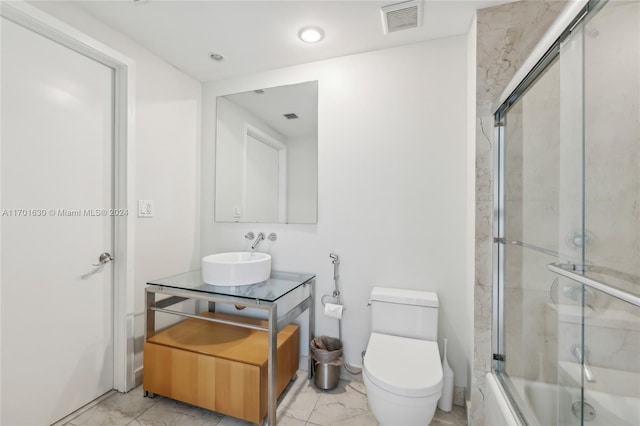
[547,262,640,307]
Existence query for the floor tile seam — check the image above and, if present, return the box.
[303,386,323,424]
[125,395,164,425]
[284,377,323,424]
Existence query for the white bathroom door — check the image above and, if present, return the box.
[1,17,115,425]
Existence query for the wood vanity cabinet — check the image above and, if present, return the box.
[143,312,300,424]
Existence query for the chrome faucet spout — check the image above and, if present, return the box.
[571,344,596,383]
[250,232,265,250]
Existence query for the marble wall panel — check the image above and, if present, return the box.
[472,1,567,424]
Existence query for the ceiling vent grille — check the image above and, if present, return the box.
[381,1,423,34]
[284,113,299,120]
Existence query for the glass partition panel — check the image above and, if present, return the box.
[497,1,640,425]
[502,56,583,425]
[556,17,587,426]
[583,0,640,292]
[580,3,640,425]
[580,290,640,426]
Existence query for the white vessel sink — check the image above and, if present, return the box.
[202,252,271,286]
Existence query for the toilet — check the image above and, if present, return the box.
[363,287,443,426]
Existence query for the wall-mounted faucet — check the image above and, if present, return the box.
[250,232,265,250]
[244,232,276,250]
[571,344,596,383]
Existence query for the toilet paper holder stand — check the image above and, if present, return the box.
[321,293,341,308]
[321,253,363,376]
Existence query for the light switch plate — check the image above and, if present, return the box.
[138,200,154,218]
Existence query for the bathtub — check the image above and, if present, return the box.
[485,373,522,426]
[485,371,640,426]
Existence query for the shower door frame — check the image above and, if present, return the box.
[491,0,593,368]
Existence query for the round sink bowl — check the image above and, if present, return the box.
[202,252,271,286]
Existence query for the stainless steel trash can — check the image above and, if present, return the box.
[314,360,341,390]
[310,336,343,391]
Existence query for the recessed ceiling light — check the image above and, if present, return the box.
[209,53,224,61]
[298,27,324,44]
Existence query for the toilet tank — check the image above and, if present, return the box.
[369,287,439,341]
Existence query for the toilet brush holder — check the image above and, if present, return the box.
[438,337,454,412]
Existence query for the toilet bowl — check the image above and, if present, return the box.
[363,287,443,425]
[363,332,443,425]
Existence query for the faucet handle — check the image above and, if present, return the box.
[571,344,590,359]
[268,232,277,241]
[244,232,255,240]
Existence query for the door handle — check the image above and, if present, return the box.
[92,252,113,266]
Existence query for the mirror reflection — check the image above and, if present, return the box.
[215,81,318,224]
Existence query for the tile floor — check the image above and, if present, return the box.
[63,373,467,426]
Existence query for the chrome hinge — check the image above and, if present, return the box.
[493,353,505,362]
[493,237,506,244]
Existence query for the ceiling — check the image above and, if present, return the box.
[71,0,513,82]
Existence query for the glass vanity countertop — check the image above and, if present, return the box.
[147,270,315,302]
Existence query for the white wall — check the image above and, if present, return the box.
[31,1,202,378]
[202,36,472,388]
[287,134,318,223]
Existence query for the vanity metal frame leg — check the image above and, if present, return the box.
[145,290,155,340]
[267,304,278,426]
[308,279,315,380]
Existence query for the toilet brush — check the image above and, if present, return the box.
[437,337,454,412]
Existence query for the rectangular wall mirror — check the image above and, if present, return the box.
[215,81,318,224]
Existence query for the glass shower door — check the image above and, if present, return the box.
[497,1,640,425]
[500,53,584,425]
[554,16,587,426]
[579,2,640,425]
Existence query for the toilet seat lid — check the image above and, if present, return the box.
[364,333,443,398]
